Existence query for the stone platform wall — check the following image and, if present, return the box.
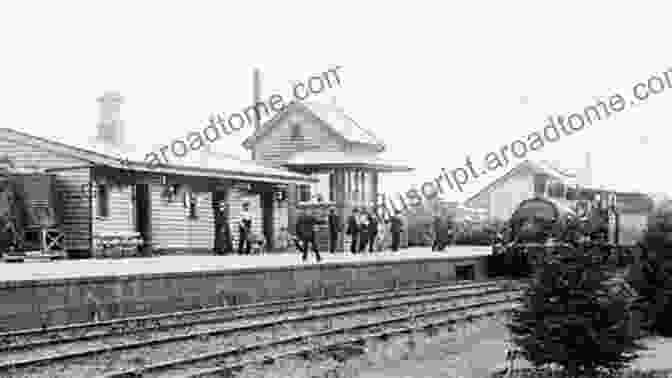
[0,256,487,331]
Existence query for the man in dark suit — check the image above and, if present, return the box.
[296,208,325,262]
[238,202,252,255]
[345,208,360,254]
[367,211,379,253]
[358,210,370,253]
[431,214,442,251]
[388,210,403,252]
[328,207,341,253]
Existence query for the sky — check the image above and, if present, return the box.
[1,1,671,203]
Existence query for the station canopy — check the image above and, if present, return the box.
[283,150,414,173]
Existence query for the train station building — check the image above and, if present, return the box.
[0,91,413,258]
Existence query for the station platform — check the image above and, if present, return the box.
[0,246,490,283]
[0,246,491,331]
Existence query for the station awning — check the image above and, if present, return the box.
[283,151,414,173]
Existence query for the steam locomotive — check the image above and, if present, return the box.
[488,193,621,277]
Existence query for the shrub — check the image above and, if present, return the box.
[629,201,672,336]
[508,244,643,377]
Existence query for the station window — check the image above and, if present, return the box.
[298,184,311,202]
[96,184,110,218]
[310,173,332,203]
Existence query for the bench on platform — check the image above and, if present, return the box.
[92,232,144,258]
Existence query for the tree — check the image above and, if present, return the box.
[508,244,643,377]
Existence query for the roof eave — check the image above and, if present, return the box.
[283,162,414,173]
[125,161,317,184]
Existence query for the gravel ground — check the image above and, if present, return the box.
[229,313,515,378]
[355,314,517,378]
[230,314,672,378]
[355,319,672,378]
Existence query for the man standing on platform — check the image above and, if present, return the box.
[238,202,252,255]
[367,210,379,253]
[328,207,340,254]
[296,208,325,262]
[214,201,233,255]
[388,210,403,252]
[358,209,370,253]
[346,208,360,254]
[431,214,442,251]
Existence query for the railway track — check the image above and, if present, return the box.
[113,298,517,378]
[0,280,508,351]
[0,279,520,378]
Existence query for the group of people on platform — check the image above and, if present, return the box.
[230,201,405,262]
[345,207,403,254]
[292,206,405,262]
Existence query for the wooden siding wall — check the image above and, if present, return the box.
[92,184,134,236]
[91,173,217,252]
[148,175,214,251]
[253,111,344,166]
[55,168,92,251]
[0,133,293,255]
[86,171,290,253]
[0,136,93,252]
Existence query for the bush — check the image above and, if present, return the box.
[508,244,643,377]
[629,202,672,336]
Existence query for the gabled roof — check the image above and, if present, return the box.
[465,159,653,214]
[242,101,386,151]
[0,127,316,184]
[301,102,385,148]
[532,160,578,181]
[464,160,578,208]
[0,128,127,168]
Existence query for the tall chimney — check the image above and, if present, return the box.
[253,68,261,130]
[96,91,124,146]
[251,68,261,161]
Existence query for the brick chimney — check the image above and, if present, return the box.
[96,91,125,147]
[253,68,261,129]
